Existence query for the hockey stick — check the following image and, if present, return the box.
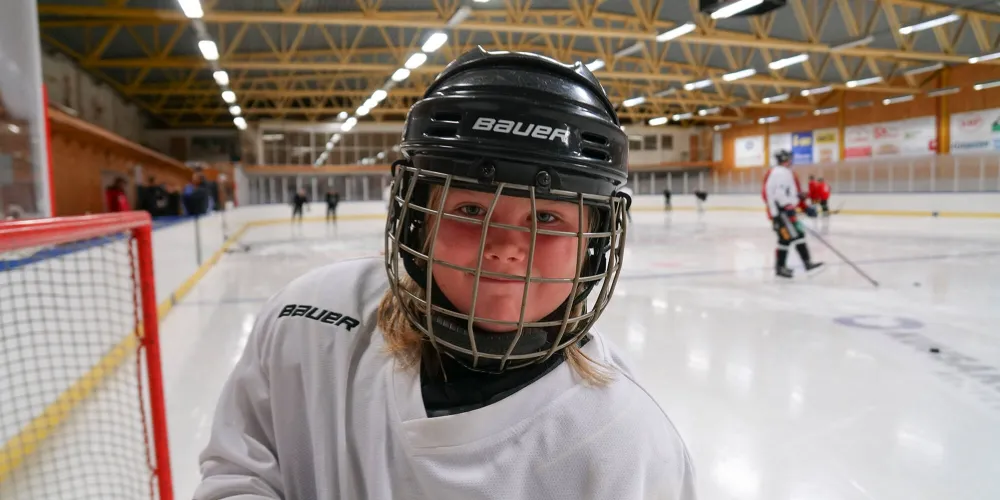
[830,200,846,215]
[804,226,879,287]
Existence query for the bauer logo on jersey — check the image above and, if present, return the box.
[278,304,360,331]
[471,116,571,146]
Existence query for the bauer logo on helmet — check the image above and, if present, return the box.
[471,116,571,146]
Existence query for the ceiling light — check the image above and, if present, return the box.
[341,117,358,132]
[221,90,236,103]
[357,105,370,116]
[213,70,229,85]
[233,116,247,130]
[846,76,883,88]
[672,112,693,120]
[391,68,411,82]
[969,51,1000,64]
[614,42,645,58]
[405,53,427,70]
[768,53,809,70]
[848,100,873,109]
[447,5,472,26]
[655,22,696,43]
[698,107,720,116]
[813,106,838,115]
[899,13,961,35]
[648,117,669,126]
[714,123,732,131]
[757,115,780,124]
[723,68,756,81]
[711,0,764,20]
[623,96,646,108]
[585,59,605,71]
[176,0,204,19]
[800,85,832,96]
[684,79,713,91]
[653,87,677,97]
[422,32,449,53]
[364,98,378,109]
[198,40,219,61]
[337,111,348,120]
[973,79,1000,91]
[882,94,914,105]
[830,35,874,51]
[326,141,333,150]
[903,62,944,76]
[371,89,388,102]
[228,105,241,116]
[762,93,789,104]
[926,87,960,97]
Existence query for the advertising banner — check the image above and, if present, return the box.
[871,116,936,157]
[812,127,839,164]
[734,135,765,167]
[950,108,1000,153]
[791,131,813,164]
[844,124,873,160]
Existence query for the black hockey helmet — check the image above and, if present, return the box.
[774,149,792,165]
[385,46,629,372]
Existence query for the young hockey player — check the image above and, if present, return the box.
[195,48,695,500]
[762,150,823,279]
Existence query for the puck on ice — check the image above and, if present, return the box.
[929,347,940,354]
[913,282,921,287]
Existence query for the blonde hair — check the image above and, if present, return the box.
[377,183,613,385]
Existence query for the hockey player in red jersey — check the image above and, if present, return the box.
[816,177,831,216]
[763,151,822,279]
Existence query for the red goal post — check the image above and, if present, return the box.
[0,212,173,500]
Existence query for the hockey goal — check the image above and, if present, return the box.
[0,212,173,500]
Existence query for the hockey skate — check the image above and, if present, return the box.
[775,266,794,279]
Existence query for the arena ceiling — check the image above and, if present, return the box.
[37,0,1000,129]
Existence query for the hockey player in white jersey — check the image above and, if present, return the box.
[762,150,823,278]
[195,47,695,500]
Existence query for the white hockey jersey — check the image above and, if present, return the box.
[194,257,696,500]
[762,164,801,218]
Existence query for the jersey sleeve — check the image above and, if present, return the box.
[194,297,285,500]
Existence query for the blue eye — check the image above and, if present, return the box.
[459,205,485,217]
[536,212,559,223]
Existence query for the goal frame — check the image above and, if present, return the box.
[0,211,174,500]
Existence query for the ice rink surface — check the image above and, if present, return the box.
[159,208,1000,500]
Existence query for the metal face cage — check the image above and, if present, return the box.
[384,161,628,372]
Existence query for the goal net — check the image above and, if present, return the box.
[0,213,173,500]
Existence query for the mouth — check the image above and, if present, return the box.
[470,272,526,284]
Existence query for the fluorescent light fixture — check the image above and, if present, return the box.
[672,112,694,120]
[221,90,236,103]
[233,116,247,130]
[926,86,960,97]
[800,85,833,97]
[904,62,943,76]
[973,79,1000,91]
[422,32,448,53]
[473,0,489,3]
[585,59,605,71]
[714,123,732,131]
[228,105,241,116]
[447,5,472,26]
[848,100,873,109]
[899,13,960,35]
[341,117,358,132]
[332,133,341,141]
[655,22,696,43]
[614,42,644,58]
[653,87,677,97]
[698,107,720,116]
[846,76,883,88]
[198,40,219,61]
[786,111,807,118]
[623,96,646,108]
[969,51,1000,64]
[813,106,838,115]
[391,68,411,82]
[337,111,348,120]
[711,0,764,19]
[326,141,333,150]
[176,0,204,19]
[762,93,789,104]
[723,68,756,81]
[830,35,874,51]
[882,94,914,105]
[357,105,370,116]
[648,116,669,126]
[371,89,388,102]
[212,70,229,85]
[405,53,427,69]
[684,79,713,91]
[768,53,809,70]
[364,98,378,109]
[757,115,780,124]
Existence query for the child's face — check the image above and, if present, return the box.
[429,187,590,332]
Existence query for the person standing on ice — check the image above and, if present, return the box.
[194,47,695,500]
[762,150,822,279]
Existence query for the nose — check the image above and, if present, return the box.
[483,224,528,263]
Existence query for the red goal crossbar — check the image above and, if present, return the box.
[0,211,174,500]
